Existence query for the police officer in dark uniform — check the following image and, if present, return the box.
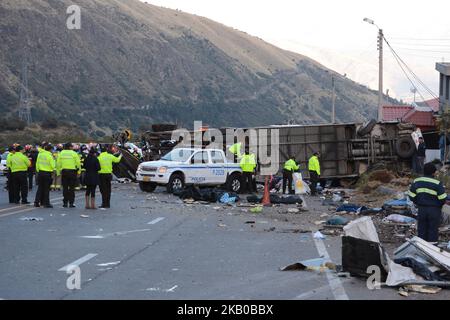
[408,163,448,243]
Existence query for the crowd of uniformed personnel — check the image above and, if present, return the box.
[3,142,122,210]
[228,141,321,196]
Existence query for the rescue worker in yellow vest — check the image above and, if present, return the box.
[35,144,55,208]
[57,143,81,208]
[283,156,299,195]
[308,151,321,196]
[7,145,31,204]
[408,163,448,243]
[229,141,242,163]
[98,145,122,209]
[6,146,16,203]
[240,148,257,194]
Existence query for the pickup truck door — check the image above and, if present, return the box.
[187,151,210,185]
[208,150,227,184]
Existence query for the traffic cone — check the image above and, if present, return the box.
[262,176,271,206]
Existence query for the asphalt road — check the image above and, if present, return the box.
[0,175,448,300]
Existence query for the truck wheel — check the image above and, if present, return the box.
[226,173,242,193]
[139,182,157,193]
[396,136,415,159]
[167,173,184,193]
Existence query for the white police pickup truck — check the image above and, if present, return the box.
[136,148,243,193]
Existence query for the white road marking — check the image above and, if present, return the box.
[0,207,36,217]
[80,228,153,239]
[294,278,353,300]
[145,285,178,293]
[0,205,28,212]
[58,253,98,272]
[96,261,120,267]
[312,235,349,300]
[147,217,165,225]
[0,195,65,218]
[166,285,178,292]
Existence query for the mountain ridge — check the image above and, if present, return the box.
[0,0,395,136]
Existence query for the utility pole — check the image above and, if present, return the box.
[331,76,336,124]
[378,29,384,122]
[364,18,384,122]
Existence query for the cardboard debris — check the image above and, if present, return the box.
[405,285,441,294]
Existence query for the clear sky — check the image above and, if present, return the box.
[143,0,450,103]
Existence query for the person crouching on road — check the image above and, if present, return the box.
[308,151,321,196]
[98,145,122,209]
[7,145,31,204]
[57,143,81,208]
[35,144,55,208]
[84,147,100,209]
[283,156,299,195]
[240,148,257,194]
[408,163,448,243]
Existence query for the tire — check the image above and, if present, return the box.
[167,173,184,193]
[395,136,416,159]
[226,173,242,193]
[139,181,157,193]
[357,119,377,137]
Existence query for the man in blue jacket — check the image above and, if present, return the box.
[408,162,448,243]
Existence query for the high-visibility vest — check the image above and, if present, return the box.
[229,143,242,157]
[98,152,122,174]
[308,156,320,175]
[6,152,13,169]
[284,159,299,172]
[240,153,256,173]
[36,150,56,173]
[7,152,31,173]
[79,153,86,171]
[57,150,81,174]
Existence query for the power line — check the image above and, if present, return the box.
[390,42,450,48]
[394,47,450,54]
[383,36,437,112]
[390,37,450,41]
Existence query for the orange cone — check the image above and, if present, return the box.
[262,176,271,206]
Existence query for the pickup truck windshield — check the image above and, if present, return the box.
[161,149,194,162]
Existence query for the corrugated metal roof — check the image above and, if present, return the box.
[382,105,436,127]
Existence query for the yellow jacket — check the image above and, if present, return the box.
[308,155,320,175]
[98,152,122,174]
[240,153,256,173]
[229,143,242,158]
[284,159,299,172]
[36,150,56,173]
[7,152,31,173]
[57,150,81,174]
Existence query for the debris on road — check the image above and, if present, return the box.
[20,217,43,222]
[326,216,349,226]
[280,257,336,273]
[383,214,416,224]
[80,215,90,218]
[250,206,263,214]
[313,231,326,239]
